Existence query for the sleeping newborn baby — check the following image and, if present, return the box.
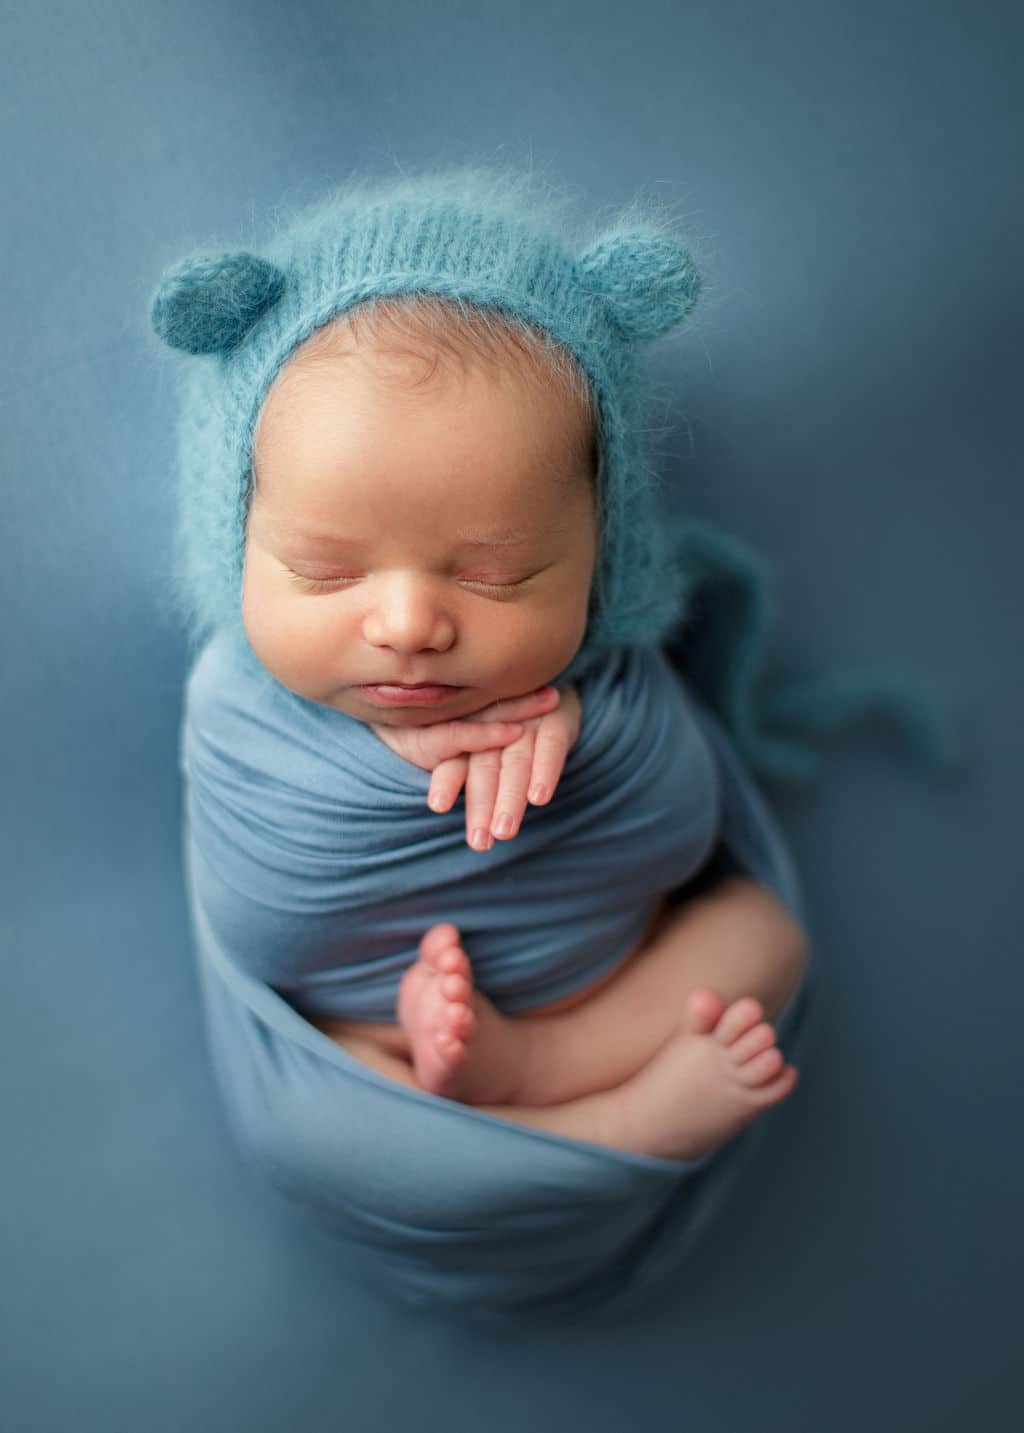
[226,290,808,1163]
[159,167,958,1303]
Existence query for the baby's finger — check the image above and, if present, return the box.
[464,748,504,851]
[527,721,572,806]
[467,686,559,725]
[489,731,537,840]
[414,719,525,770]
[428,755,469,813]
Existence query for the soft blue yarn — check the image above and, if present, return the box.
[149,162,965,790]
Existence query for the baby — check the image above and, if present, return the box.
[154,171,962,1304]
[238,288,808,1165]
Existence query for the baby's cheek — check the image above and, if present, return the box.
[241,571,314,689]
[493,618,581,696]
[276,614,337,689]
[240,563,266,647]
[531,591,590,669]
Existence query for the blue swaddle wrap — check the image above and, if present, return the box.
[180,626,814,1313]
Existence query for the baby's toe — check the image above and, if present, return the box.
[684,986,727,1035]
[436,1030,466,1056]
[730,1021,777,1065]
[713,997,764,1046]
[435,1002,474,1055]
[441,972,472,1005]
[750,1064,800,1105]
[446,1002,476,1041]
[419,922,461,963]
[436,945,472,980]
[735,1045,786,1087]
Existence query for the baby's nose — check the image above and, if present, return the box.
[361,574,456,652]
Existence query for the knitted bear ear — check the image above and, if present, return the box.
[576,230,701,340]
[149,250,287,355]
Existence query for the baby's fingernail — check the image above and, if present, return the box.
[493,812,515,837]
[471,828,493,851]
[428,793,446,811]
[528,784,548,804]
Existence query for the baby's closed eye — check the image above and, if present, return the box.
[283,566,542,598]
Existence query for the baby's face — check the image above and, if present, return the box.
[242,339,598,727]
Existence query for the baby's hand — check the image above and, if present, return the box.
[369,684,582,850]
[430,684,582,850]
[369,685,560,783]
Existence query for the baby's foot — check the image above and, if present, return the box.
[616,988,800,1161]
[396,923,520,1102]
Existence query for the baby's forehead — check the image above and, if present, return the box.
[254,350,594,498]
[265,334,581,420]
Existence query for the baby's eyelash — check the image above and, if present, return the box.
[463,579,527,596]
[285,571,355,591]
[284,570,529,596]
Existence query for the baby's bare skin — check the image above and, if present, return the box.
[318,874,807,1162]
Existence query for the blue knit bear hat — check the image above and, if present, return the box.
[149,164,703,691]
[150,163,967,788]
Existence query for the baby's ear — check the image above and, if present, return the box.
[576,229,701,340]
[149,250,287,355]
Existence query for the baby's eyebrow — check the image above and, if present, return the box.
[285,527,537,550]
[454,528,535,548]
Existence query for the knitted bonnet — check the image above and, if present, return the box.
[149,165,701,683]
[150,163,965,788]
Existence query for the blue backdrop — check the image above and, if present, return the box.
[2,1,1020,1429]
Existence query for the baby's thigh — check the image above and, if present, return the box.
[308,1013,413,1062]
[319,1026,420,1087]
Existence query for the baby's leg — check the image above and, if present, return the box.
[330,1030,626,1152]
[315,874,806,1111]
[512,875,808,1106]
[331,986,799,1163]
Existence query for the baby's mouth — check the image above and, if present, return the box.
[357,683,465,708]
